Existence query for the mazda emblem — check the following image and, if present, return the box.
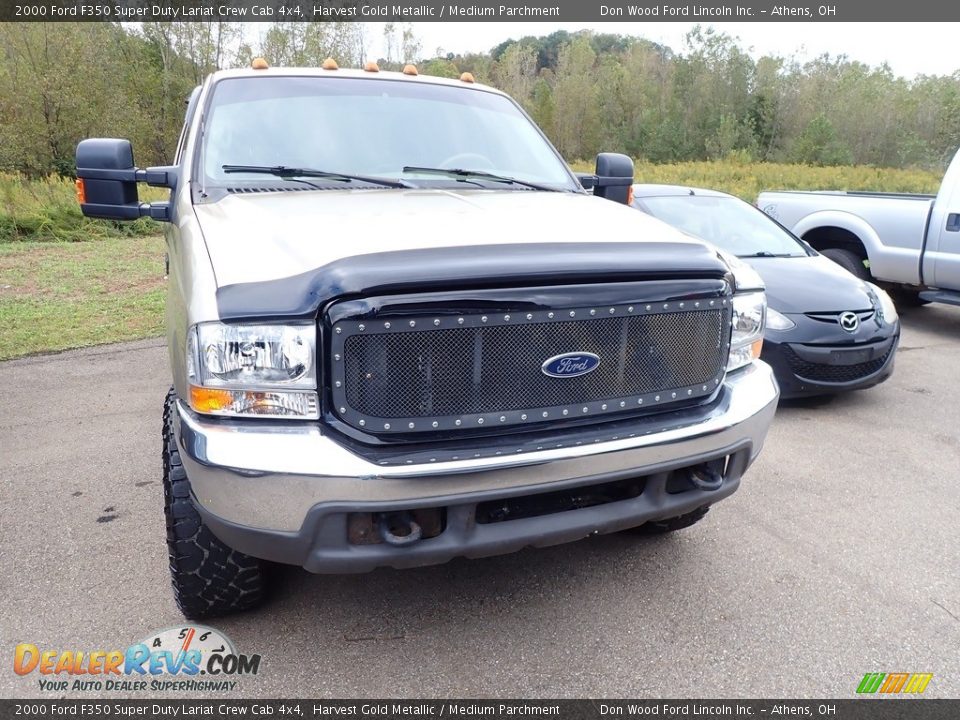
[838,311,860,333]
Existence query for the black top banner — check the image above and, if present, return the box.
[3,0,959,22]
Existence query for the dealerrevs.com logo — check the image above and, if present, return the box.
[14,626,260,693]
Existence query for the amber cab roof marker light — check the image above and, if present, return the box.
[321,58,339,70]
[403,64,418,76]
[363,61,380,73]
[460,72,475,83]
[251,57,269,70]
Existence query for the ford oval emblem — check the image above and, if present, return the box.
[541,352,601,378]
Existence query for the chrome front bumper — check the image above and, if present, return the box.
[175,361,779,534]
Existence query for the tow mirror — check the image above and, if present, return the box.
[75,138,176,222]
[577,152,635,205]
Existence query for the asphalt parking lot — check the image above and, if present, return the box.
[2,303,959,699]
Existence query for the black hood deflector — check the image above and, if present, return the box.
[216,242,732,322]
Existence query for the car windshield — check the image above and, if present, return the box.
[635,194,810,258]
[201,76,578,191]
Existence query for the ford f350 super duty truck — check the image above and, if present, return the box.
[76,61,778,619]
[758,149,960,307]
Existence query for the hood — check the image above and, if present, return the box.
[193,188,709,287]
[748,254,875,313]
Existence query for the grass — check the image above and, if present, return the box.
[0,173,164,243]
[569,158,942,201]
[0,234,166,360]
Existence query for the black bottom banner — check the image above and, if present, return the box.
[2,700,958,720]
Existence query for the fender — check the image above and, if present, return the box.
[790,210,917,284]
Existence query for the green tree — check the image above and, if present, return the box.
[420,58,460,79]
[493,43,538,108]
[791,113,853,166]
[551,38,600,160]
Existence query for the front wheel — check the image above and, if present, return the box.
[163,390,266,619]
[821,248,870,280]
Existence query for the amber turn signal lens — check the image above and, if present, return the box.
[751,338,764,359]
[75,179,86,204]
[189,386,234,414]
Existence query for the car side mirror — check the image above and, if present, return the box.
[75,138,177,222]
[577,153,635,204]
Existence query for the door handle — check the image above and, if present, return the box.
[947,213,960,232]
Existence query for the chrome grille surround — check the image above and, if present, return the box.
[330,300,732,435]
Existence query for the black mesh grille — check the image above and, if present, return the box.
[333,304,729,433]
[784,346,892,383]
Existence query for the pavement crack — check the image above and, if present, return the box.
[932,599,959,622]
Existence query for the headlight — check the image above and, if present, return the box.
[187,322,318,418]
[728,292,766,372]
[867,283,898,325]
[766,307,795,331]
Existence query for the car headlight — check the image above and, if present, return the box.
[867,283,898,325]
[186,322,319,418]
[766,307,795,331]
[728,291,766,372]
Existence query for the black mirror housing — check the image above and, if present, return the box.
[76,138,176,221]
[591,153,635,204]
[76,139,141,219]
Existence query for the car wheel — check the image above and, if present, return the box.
[633,505,710,535]
[821,248,870,280]
[163,389,266,619]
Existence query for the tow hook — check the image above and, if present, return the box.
[377,512,423,546]
[689,464,724,492]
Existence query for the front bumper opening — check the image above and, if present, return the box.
[344,454,739,549]
[475,476,646,524]
[348,508,447,545]
[783,343,894,383]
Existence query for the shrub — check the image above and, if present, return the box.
[0,173,165,243]
[570,158,941,201]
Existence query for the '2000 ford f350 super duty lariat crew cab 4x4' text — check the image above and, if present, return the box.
[76,61,779,619]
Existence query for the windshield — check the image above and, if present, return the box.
[635,194,810,257]
[202,76,578,191]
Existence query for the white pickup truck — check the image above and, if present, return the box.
[758,150,960,307]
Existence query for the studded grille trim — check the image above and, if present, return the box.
[329,300,731,435]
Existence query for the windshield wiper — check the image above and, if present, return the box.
[401,166,563,192]
[223,165,413,189]
[738,251,800,258]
